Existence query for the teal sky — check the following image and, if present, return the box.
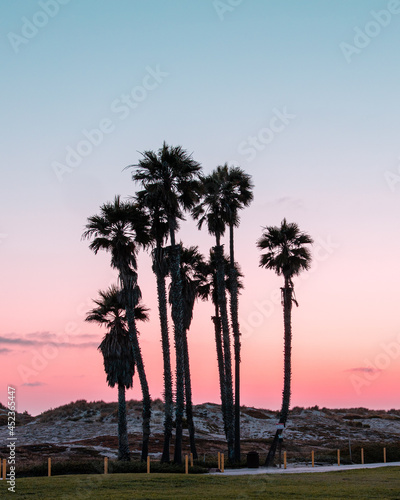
[1,0,400,414]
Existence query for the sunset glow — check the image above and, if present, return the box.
[1,0,399,416]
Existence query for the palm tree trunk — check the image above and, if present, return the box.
[212,303,227,438]
[117,383,130,461]
[169,242,185,464]
[280,281,293,424]
[229,223,241,464]
[183,329,198,459]
[265,280,293,466]
[265,430,280,466]
[214,243,235,463]
[153,251,173,463]
[125,305,151,462]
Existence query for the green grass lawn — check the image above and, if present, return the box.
[1,467,400,499]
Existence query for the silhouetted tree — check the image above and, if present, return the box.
[257,219,313,466]
[83,196,152,461]
[86,285,148,461]
[196,249,243,445]
[216,164,253,463]
[130,143,202,463]
[193,169,235,462]
[168,244,206,460]
[134,188,173,462]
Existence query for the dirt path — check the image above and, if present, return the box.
[210,461,400,475]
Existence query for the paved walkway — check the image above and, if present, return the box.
[209,461,400,476]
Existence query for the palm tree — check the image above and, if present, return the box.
[196,249,243,445]
[192,170,235,462]
[86,285,149,461]
[130,142,202,464]
[82,196,152,461]
[168,244,206,460]
[217,164,253,463]
[257,218,313,466]
[134,189,173,463]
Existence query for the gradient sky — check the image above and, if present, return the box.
[1,0,399,415]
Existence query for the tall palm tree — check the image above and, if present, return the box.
[86,285,149,461]
[257,218,313,466]
[217,164,253,463]
[82,196,152,461]
[192,170,235,462]
[130,142,202,464]
[134,189,173,463]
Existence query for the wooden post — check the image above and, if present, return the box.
[190,452,193,467]
[383,447,386,463]
[185,455,189,475]
[2,458,5,480]
[221,453,224,473]
[217,452,221,470]
[361,448,364,465]
[337,449,340,466]
[48,458,51,477]
[284,451,287,469]
[104,457,108,474]
[312,450,314,467]
[147,456,150,474]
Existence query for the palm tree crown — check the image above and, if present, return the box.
[169,244,206,331]
[218,163,254,229]
[131,142,202,244]
[86,285,149,388]
[83,196,150,275]
[257,218,313,283]
[192,169,229,243]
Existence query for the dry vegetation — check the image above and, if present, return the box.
[1,400,400,471]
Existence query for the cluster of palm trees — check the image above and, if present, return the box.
[83,141,313,467]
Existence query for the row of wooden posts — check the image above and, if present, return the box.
[0,448,391,478]
[93,452,225,476]
[0,453,225,478]
[279,447,388,469]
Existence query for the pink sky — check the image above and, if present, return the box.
[2,215,400,416]
[1,1,400,417]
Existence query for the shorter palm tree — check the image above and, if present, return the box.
[86,285,149,461]
[196,249,243,447]
[168,244,207,460]
[257,218,313,466]
[83,196,152,461]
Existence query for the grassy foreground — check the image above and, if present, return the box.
[1,467,399,499]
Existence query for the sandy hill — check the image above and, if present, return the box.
[1,400,400,464]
